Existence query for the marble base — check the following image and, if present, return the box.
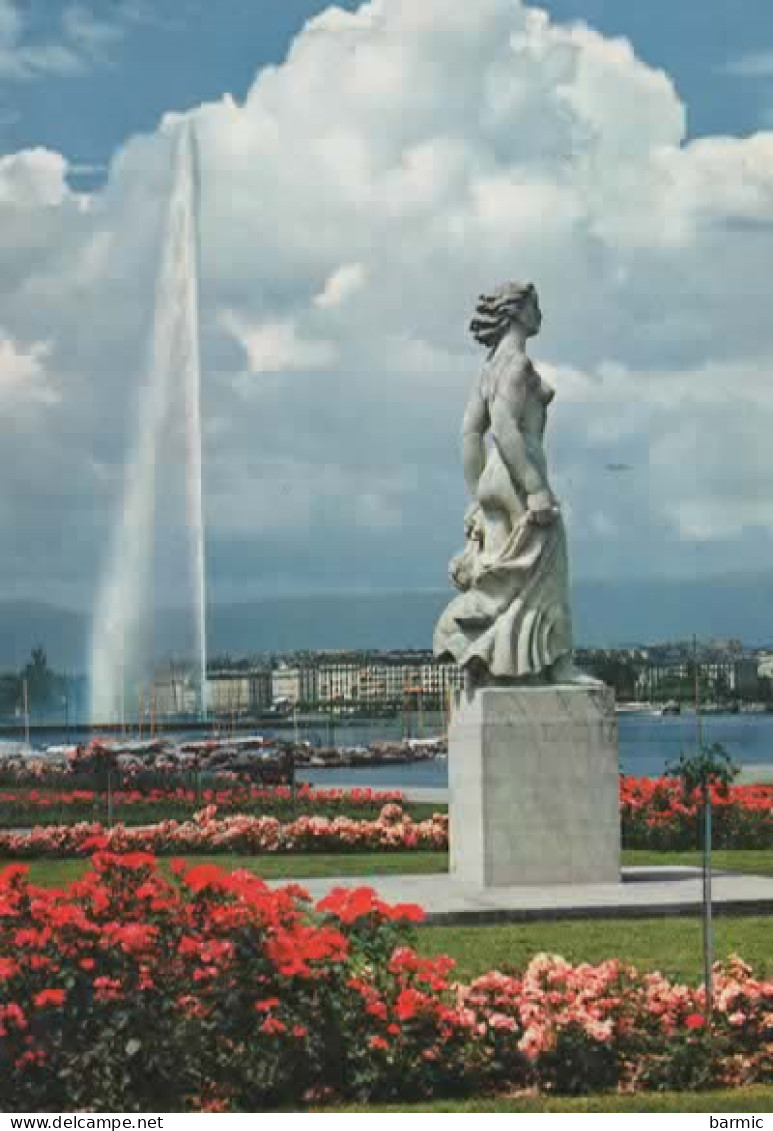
[448,684,620,886]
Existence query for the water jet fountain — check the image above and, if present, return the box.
[89,121,207,724]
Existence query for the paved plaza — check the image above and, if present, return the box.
[273,865,773,925]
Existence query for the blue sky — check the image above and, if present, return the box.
[3,0,773,181]
[2,0,773,628]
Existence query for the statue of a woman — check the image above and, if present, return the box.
[434,282,590,686]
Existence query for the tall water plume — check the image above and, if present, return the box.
[89,122,207,723]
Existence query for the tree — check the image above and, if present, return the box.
[0,673,21,717]
[758,675,773,705]
[582,656,638,700]
[22,647,56,712]
[666,742,738,1021]
[712,670,731,704]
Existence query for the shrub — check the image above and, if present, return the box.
[1,857,770,1111]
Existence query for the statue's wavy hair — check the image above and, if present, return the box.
[470,281,537,346]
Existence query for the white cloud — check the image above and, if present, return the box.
[314,262,366,309]
[0,0,137,82]
[0,148,69,206]
[0,331,58,405]
[721,50,773,79]
[219,310,337,375]
[1,0,773,609]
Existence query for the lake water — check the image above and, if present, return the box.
[299,710,773,789]
[11,709,773,789]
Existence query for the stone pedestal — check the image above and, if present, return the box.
[449,684,620,886]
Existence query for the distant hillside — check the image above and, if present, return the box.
[204,591,450,656]
[0,602,89,670]
[203,578,773,653]
[0,576,772,671]
[572,576,773,648]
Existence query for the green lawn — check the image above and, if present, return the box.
[9,846,773,887]
[419,915,773,982]
[624,847,773,876]
[11,851,450,888]
[328,1087,773,1112]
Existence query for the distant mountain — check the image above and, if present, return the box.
[0,602,89,671]
[203,591,449,657]
[572,576,773,649]
[203,578,773,654]
[0,575,772,671]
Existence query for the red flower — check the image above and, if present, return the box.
[33,988,66,1008]
[113,852,156,870]
[388,903,425,924]
[0,956,18,980]
[259,1017,287,1035]
[0,864,29,884]
[103,922,158,955]
[686,1012,706,1030]
[181,864,227,891]
[93,977,123,1001]
[395,987,429,1022]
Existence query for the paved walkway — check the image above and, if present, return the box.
[274,866,773,924]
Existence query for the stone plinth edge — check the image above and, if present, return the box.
[448,684,620,887]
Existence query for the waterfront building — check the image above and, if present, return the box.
[636,654,759,700]
[152,662,204,717]
[192,669,272,717]
[317,662,358,704]
[271,663,318,706]
[420,660,464,701]
[154,653,462,714]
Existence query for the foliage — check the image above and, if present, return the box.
[1,855,771,1112]
[2,776,770,853]
[619,776,772,850]
[0,783,406,828]
[665,743,739,796]
[0,648,71,717]
[580,655,639,700]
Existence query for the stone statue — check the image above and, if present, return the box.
[434,282,594,687]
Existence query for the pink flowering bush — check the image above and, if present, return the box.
[3,774,772,856]
[3,776,770,851]
[0,804,448,858]
[0,856,770,1111]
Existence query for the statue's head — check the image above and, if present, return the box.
[470,282,542,348]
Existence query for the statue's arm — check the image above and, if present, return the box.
[461,389,489,497]
[490,380,557,522]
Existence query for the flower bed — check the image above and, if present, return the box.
[620,777,773,850]
[1,775,771,855]
[0,803,448,858]
[0,784,405,829]
[1,854,770,1111]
